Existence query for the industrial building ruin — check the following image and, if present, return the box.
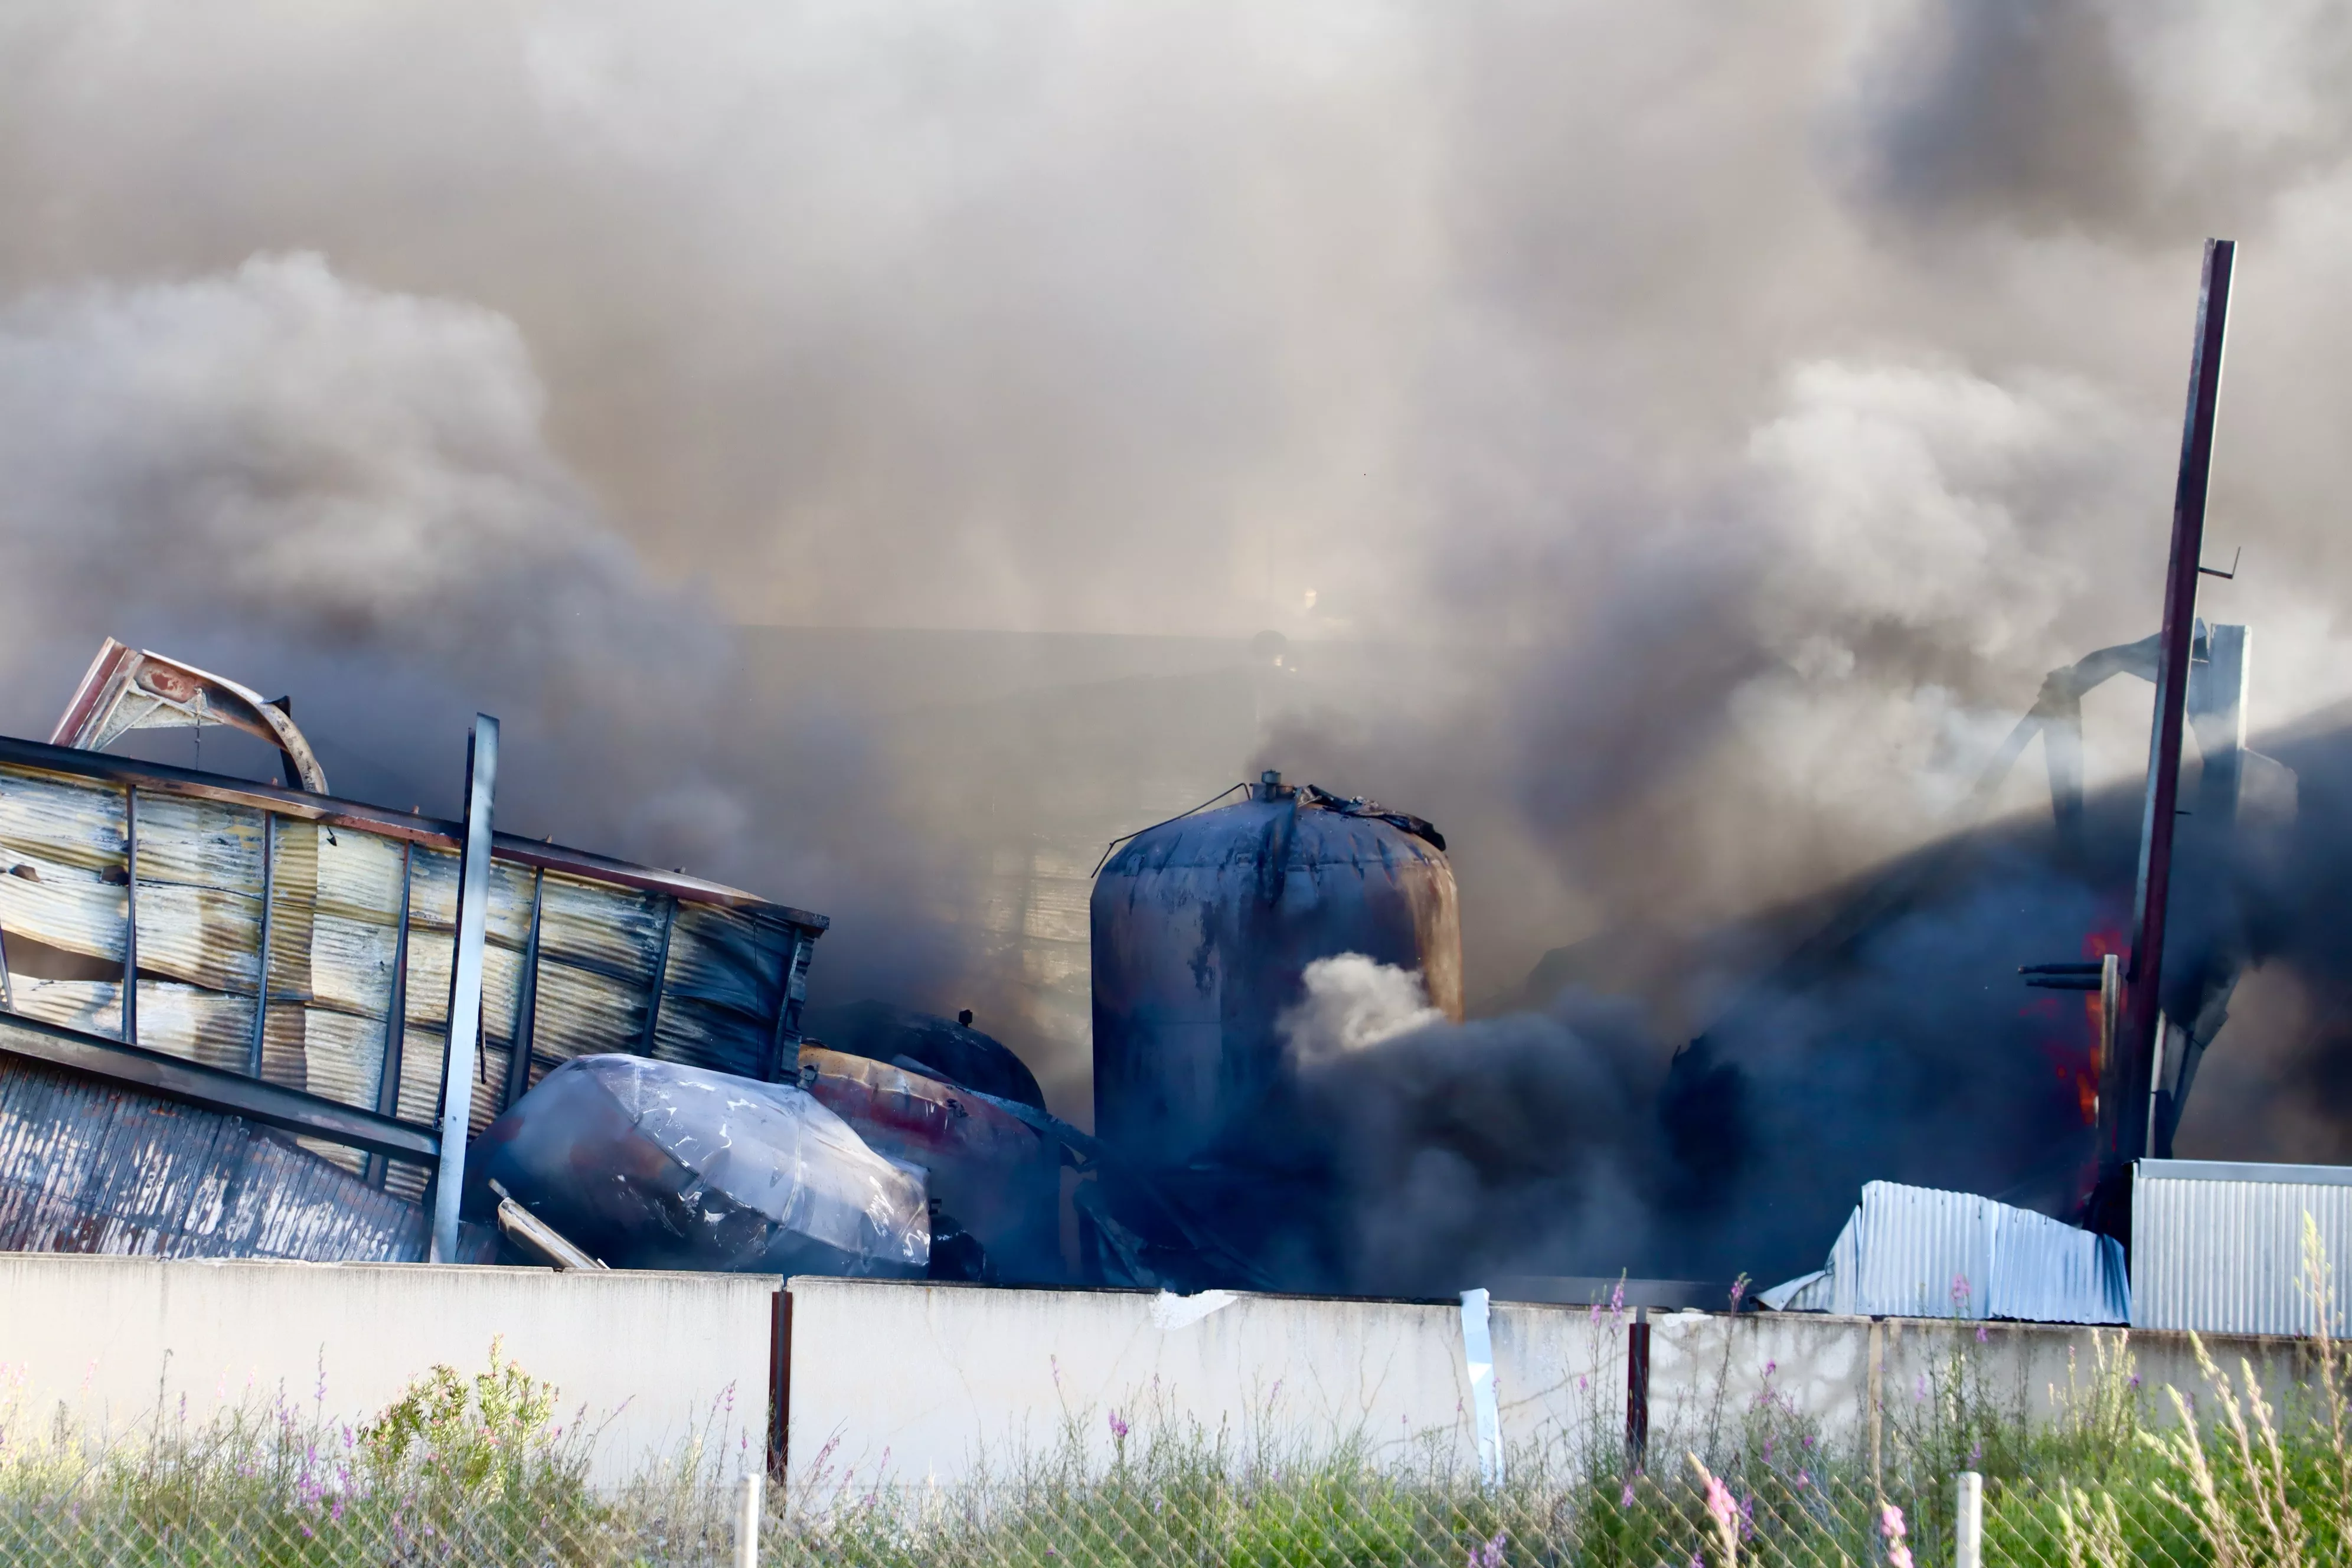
[0,639,831,1263]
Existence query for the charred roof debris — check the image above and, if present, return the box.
[0,234,2340,1334]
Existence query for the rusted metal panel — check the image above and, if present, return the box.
[664,903,791,1021]
[537,873,668,984]
[51,639,332,796]
[10,979,121,1036]
[295,1008,388,1112]
[130,981,252,1074]
[531,961,651,1063]
[0,1010,437,1164]
[0,765,130,974]
[1,734,827,923]
[651,995,778,1079]
[0,1051,429,1259]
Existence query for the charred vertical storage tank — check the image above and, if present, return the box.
[1090,771,1460,1280]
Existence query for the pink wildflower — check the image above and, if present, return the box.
[1704,1474,1736,1535]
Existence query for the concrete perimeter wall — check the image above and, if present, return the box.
[0,1254,777,1485]
[783,1279,1621,1493]
[786,1279,2332,1495]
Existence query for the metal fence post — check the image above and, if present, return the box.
[430,714,498,1265]
[1956,1469,1982,1568]
[736,1471,762,1568]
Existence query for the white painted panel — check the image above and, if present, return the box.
[0,1253,776,1488]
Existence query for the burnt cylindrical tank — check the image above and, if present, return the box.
[1090,771,1461,1194]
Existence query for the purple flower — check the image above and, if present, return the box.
[1108,1410,1130,1443]
[1611,1279,1625,1313]
[1880,1503,1907,1541]
[1977,1324,1989,1344]
[1621,1481,1636,1507]
[1469,1529,1507,1568]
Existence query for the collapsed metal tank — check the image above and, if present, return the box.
[1089,771,1459,1281]
[465,1054,930,1277]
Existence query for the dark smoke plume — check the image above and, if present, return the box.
[4,2,2352,1276]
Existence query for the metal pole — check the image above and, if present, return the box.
[430,715,499,1265]
[1956,1470,1983,1568]
[121,787,138,1045]
[367,842,415,1188]
[638,895,678,1057]
[2118,238,2234,1180]
[499,870,544,1110]
[734,1471,762,1568]
[1624,1306,1651,1472]
[249,814,276,1079]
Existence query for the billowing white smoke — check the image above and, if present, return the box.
[1278,954,1447,1062]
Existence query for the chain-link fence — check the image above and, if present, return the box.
[0,1456,2278,1567]
[5,1320,2349,1566]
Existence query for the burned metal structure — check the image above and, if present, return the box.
[1089,769,1459,1286]
[0,642,829,1263]
[1658,239,2284,1284]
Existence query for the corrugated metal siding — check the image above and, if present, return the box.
[1,748,824,1219]
[0,1053,426,1260]
[1775,1181,2128,1324]
[2132,1159,2352,1335]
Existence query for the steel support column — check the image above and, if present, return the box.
[431,714,499,1264]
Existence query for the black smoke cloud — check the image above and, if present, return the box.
[3,2,2352,1270]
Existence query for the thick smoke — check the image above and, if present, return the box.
[1276,956,1660,1296]
[4,2,2352,1274]
[0,254,974,1016]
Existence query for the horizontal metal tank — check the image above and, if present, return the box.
[466,1054,929,1277]
[1091,772,1460,1224]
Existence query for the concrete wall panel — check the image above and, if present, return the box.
[0,1253,775,1484]
[783,1280,1622,1495]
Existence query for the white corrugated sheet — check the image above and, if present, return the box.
[1759,1181,2128,1324]
[2132,1159,2352,1335]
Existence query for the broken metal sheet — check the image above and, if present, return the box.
[468,1054,928,1277]
[51,639,330,794]
[0,1050,426,1260]
[1759,1180,2128,1325]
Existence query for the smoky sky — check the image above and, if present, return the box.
[4,2,2352,1153]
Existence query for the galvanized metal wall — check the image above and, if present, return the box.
[1768,1180,2129,1324]
[0,1047,426,1259]
[0,1252,776,1487]
[0,743,826,1207]
[2132,1158,2352,1335]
